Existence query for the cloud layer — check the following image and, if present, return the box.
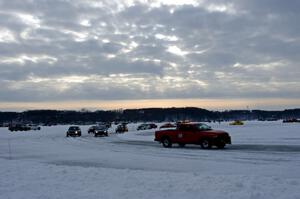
[0,0,299,105]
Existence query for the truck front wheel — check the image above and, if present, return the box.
[200,139,211,149]
[162,137,172,148]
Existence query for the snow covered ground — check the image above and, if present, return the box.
[1,121,300,199]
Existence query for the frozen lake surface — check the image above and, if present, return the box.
[1,121,300,199]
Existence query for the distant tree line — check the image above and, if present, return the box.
[0,108,300,124]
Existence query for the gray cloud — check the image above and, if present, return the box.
[0,0,300,104]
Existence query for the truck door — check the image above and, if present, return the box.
[177,124,195,144]
[185,125,198,144]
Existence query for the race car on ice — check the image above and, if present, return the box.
[93,125,109,137]
[115,123,128,133]
[66,126,82,137]
[155,123,231,149]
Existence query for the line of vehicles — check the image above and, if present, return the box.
[66,122,176,138]
[6,118,300,150]
[67,122,128,137]
[7,117,298,150]
[66,121,232,149]
[6,117,300,149]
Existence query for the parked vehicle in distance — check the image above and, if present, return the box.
[137,124,147,130]
[137,123,157,130]
[229,120,244,125]
[283,118,300,123]
[149,123,157,129]
[28,124,41,130]
[115,124,128,133]
[155,123,231,149]
[159,123,176,129]
[66,126,81,137]
[88,126,98,134]
[8,124,31,131]
[94,125,109,137]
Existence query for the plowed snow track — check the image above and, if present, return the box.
[1,122,300,176]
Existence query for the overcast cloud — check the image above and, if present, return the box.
[0,0,299,105]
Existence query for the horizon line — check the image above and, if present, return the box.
[0,98,299,112]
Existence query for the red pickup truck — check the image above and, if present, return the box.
[154,123,231,149]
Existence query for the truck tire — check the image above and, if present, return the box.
[162,137,172,148]
[200,139,211,149]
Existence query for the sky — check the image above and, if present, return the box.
[0,0,299,111]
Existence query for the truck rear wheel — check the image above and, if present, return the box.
[162,137,172,148]
[200,139,211,149]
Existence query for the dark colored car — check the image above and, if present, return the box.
[149,123,158,129]
[115,124,128,133]
[155,123,231,149]
[137,124,149,130]
[137,123,157,130]
[283,118,300,123]
[8,124,31,131]
[88,126,97,134]
[66,126,81,137]
[94,125,109,137]
[159,123,176,129]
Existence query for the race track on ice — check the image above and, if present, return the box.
[1,121,300,199]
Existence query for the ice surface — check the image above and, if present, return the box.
[1,121,300,199]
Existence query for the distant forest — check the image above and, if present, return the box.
[1,108,300,124]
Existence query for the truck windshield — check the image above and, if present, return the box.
[196,124,212,130]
